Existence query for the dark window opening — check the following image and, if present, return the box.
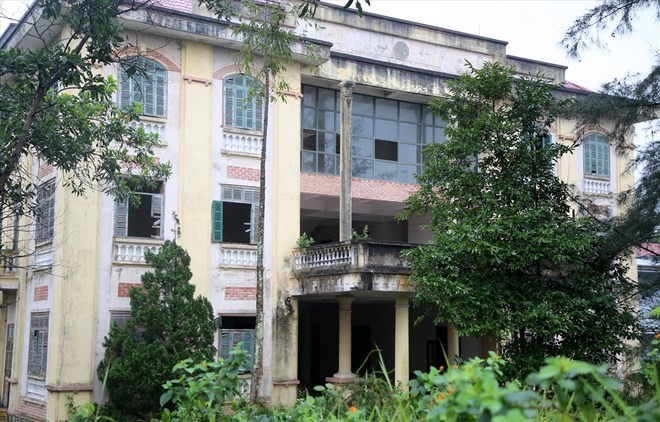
[375,139,398,161]
[223,202,252,244]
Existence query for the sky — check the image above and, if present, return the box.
[1,0,658,90]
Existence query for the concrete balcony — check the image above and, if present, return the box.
[583,177,610,195]
[0,252,18,290]
[291,240,414,296]
[113,238,163,265]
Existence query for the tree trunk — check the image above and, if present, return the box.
[249,71,269,404]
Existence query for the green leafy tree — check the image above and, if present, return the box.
[402,61,639,378]
[0,0,170,251]
[98,239,215,419]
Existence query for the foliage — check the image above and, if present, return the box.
[296,232,316,251]
[351,225,370,240]
[402,61,639,379]
[0,0,170,247]
[159,345,249,422]
[157,351,660,420]
[98,240,216,419]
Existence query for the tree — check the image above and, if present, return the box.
[562,0,660,253]
[98,237,215,418]
[0,0,170,259]
[402,61,639,378]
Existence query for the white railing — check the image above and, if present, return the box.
[583,178,610,195]
[1,255,15,273]
[223,133,262,155]
[113,239,162,264]
[293,243,356,271]
[27,379,46,401]
[130,120,166,140]
[221,246,258,267]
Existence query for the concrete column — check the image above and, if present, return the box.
[338,80,354,241]
[447,323,459,362]
[394,295,410,390]
[327,295,354,382]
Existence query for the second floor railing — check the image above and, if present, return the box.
[113,238,163,264]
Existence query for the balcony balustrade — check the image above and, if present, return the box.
[583,178,610,195]
[291,240,414,295]
[113,238,162,264]
[220,245,258,267]
[223,133,262,155]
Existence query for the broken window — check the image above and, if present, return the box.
[211,186,259,244]
[114,181,164,238]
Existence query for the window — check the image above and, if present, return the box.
[583,133,610,177]
[110,310,132,329]
[212,186,259,244]
[224,75,263,131]
[119,57,167,118]
[301,85,445,184]
[28,312,48,378]
[35,179,55,243]
[219,316,255,372]
[114,181,163,238]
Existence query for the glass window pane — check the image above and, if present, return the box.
[353,116,374,137]
[424,126,434,144]
[353,158,373,178]
[399,164,418,184]
[353,94,373,116]
[353,137,374,158]
[375,119,398,141]
[375,161,398,181]
[303,129,317,151]
[302,107,315,129]
[399,122,419,144]
[323,133,337,153]
[400,102,421,123]
[375,98,397,119]
[302,152,316,173]
[375,139,398,161]
[434,126,446,143]
[318,88,335,110]
[302,86,316,107]
[319,111,336,131]
[399,144,419,164]
[318,154,336,174]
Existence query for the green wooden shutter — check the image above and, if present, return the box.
[242,330,255,372]
[235,88,245,128]
[155,68,166,117]
[211,201,223,242]
[115,200,129,237]
[219,331,231,361]
[255,98,263,131]
[119,68,132,109]
[225,83,234,127]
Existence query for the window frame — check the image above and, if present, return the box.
[583,133,610,178]
[27,312,49,379]
[35,179,56,244]
[224,74,263,132]
[219,328,255,373]
[114,181,164,239]
[119,57,167,118]
[212,186,259,244]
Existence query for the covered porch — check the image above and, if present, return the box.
[291,240,492,392]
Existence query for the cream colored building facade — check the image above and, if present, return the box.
[0,1,634,420]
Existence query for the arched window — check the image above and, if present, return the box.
[224,74,263,131]
[583,133,610,177]
[119,57,167,118]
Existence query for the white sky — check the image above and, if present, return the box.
[2,0,658,90]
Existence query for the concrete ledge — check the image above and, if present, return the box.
[45,383,93,392]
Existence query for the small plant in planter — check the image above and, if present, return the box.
[296,233,315,253]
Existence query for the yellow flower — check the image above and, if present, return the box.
[349,406,357,413]
[448,387,455,395]
[655,333,660,339]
